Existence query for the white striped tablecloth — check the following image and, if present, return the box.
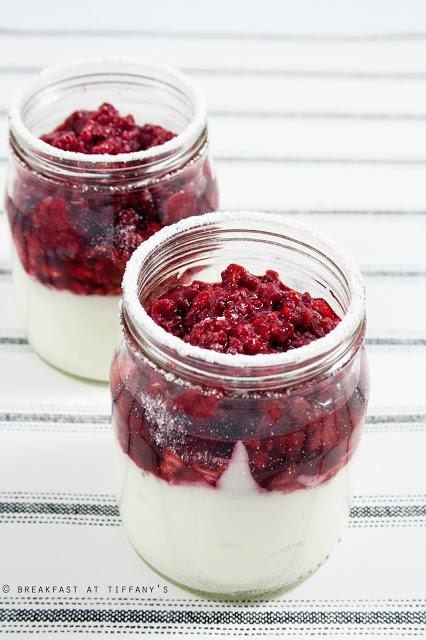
[0,6,425,638]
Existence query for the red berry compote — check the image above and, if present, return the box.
[6,60,218,379]
[111,212,369,597]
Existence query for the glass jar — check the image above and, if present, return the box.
[5,59,218,380]
[111,211,369,597]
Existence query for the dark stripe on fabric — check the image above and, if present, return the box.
[0,502,119,517]
[0,501,424,521]
[0,412,424,428]
[0,412,110,424]
[366,337,426,346]
[0,337,28,345]
[366,414,426,424]
[0,607,424,625]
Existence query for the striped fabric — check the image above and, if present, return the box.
[0,10,425,639]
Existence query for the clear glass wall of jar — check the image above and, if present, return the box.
[111,211,369,597]
[5,59,218,380]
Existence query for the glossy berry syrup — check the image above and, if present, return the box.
[7,103,218,295]
[111,264,368,493]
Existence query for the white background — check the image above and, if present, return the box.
[0,2,425,638]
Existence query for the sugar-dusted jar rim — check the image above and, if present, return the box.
[122,211,366,391]
[8,57,207,182]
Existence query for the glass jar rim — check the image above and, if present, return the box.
[122,211,366,387]
[9,56,207,167]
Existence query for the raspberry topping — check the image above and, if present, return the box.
[40,103,176,154]
[149,264,340,354]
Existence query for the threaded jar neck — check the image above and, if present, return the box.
[9,58,207,185]
[122,211,366,392]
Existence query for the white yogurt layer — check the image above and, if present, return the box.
[12,250,119,381]
[117,441,350,596]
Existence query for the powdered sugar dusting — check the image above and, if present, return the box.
[122,211,365,372]
[140,392,186,452]
[9,57,206,166]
